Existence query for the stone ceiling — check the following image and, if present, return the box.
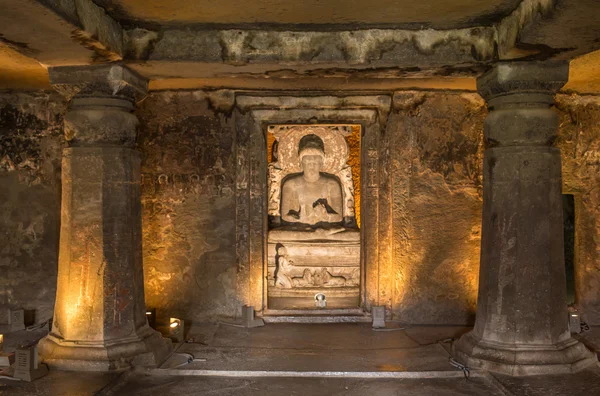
[0,0,598,92]
[94,0,521,29]
[0,44,49,90]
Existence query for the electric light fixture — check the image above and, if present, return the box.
[242,305,264,328]
[372,306,386,329]
[569,309,582,334]
[169,317,184,343]
[145,308,156,329]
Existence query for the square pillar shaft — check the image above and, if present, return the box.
[55,147,144,341]
[38,65,171,371]
[453,61,597,376]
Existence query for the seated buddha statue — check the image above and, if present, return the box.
[271,133,359,242]
[281,134,343,225]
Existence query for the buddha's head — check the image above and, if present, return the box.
[298,134,325,182]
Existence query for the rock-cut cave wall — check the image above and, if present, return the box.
[388,92,485,324]
[1,90,599,325]
[555,94,600,325]
[136,92,240,322]
[0,92,65,324]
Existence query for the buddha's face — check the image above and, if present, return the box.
[301,155,323,181]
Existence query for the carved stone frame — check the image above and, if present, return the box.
[234,95,393,315]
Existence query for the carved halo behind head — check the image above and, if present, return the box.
[271,126,349,175]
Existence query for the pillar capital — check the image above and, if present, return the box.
[478,61,569,147]
[477,61,569,109]
[50,64,147,148]
[49,64,148,103]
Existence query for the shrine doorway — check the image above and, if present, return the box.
[234,94,393,317]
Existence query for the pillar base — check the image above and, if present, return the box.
[38,325,172,371]
[453,331,598,376]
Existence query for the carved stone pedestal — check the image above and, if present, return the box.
[267,236,361,308]
[453,62,597,376]
[38,65,171,371]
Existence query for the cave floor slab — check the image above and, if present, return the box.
[2,324,600,395]
[152,322,471,373]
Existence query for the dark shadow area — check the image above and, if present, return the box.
[563,194,575,305]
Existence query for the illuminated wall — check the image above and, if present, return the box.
[136,92,240,321]
[136,91,485,324]
[555,94,600,324]
[388,92,485,324]
[0,92,64,324]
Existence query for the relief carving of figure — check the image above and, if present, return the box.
[274,244,294,289]
[276,245,351,289]
[280,134,343,225]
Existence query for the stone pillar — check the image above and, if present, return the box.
[38,65,171,371]
[453,62,597,376]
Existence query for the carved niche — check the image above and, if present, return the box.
[266,125,361,308]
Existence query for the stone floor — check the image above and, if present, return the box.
[1,323,600,395]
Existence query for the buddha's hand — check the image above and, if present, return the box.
[313,198,329,208]
[313,203,327,220]
[313,198,338,216]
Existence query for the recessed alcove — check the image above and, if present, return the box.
[266,124,362,310]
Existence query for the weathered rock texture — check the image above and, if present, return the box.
[0,92,65,324]
[555,94,600,325]
[389,92,485,324]
[135,91,238,322]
